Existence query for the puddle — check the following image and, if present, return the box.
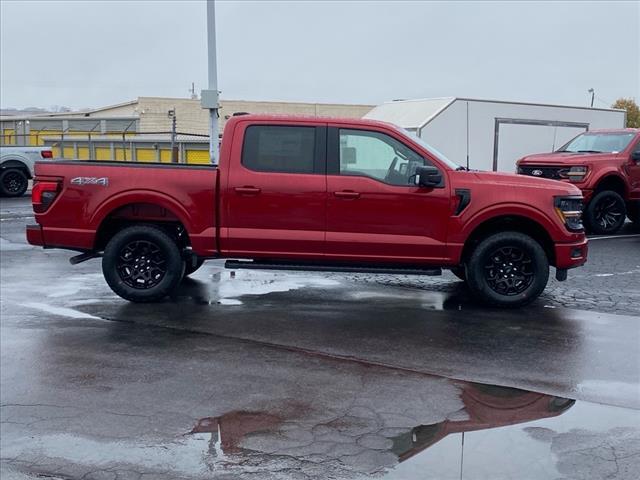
[214,270,340,305]
[0,236,31,251]
[20,302,105,320]
[3,373,638,479]
[177,379,639,479]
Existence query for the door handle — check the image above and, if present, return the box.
[334,190,360,199]
[234,186,261,195]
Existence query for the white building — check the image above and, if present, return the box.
[365,97,626,172]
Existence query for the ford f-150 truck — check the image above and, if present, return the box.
[26,115,588,307]
[517,129,640,234]
[0,146,54,197]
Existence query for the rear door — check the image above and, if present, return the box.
[223,121,327,258]
[325,125,450,264]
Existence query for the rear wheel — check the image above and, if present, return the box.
[466,231,549,307]
[102,225,184,302]
[585,190,626,235]
[0,168,28,197]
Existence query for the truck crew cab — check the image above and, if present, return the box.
[517,129,640,234]
[27,115,588,307]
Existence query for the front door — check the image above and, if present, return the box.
[325,126,450,264]
[627,139,640,202]
[224,122,327,258]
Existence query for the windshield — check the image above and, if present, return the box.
[558,132,635,153]
[399,128,462,170]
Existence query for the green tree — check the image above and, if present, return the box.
[611,98,640,128]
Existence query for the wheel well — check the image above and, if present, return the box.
[461,215,555,266]
[594,175,626,196]
[1,160,31,179]
[94,203,191,251]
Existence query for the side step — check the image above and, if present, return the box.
[224,260,442,276]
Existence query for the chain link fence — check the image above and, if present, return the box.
[1,130,213,165]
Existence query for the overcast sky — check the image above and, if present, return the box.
[1,0,638,110]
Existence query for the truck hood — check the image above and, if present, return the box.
[518,151,617,166]
[467,170,582,196]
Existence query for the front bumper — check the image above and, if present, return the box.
[554,237,588,269]
[26,224,44,247]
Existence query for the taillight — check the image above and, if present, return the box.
[40,150,53,159]
[32,180,60,213]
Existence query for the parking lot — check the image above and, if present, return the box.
[0,194,639,479]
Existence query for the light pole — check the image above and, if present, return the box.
[168,109,177,163]
[588,88,595,108]
[202,0,220,164]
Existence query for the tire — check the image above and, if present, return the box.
[584,190,626,235]
[0,168,29,197]
[450,266,466,282]
[184,258,205,277]
[102,225,185,302]
[466,231,549,308]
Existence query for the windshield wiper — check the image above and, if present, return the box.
[576,150,603,153]
[456,166,468,171]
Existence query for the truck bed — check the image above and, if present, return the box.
[29,161,218,256]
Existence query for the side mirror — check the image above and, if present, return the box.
[631,150,640,164]
[414,165,443,188]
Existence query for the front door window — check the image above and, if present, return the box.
[339,129,425,186]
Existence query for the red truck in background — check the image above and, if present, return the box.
[27,114,588,307]
[517,129,640,234]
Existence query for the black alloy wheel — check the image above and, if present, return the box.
[585,190,626,235]
[102,225,184,302]
[117,240,167,289]
[465,231,549,307]
[0,169,28,197]
[483,246,534,296]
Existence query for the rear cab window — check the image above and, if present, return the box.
[241,125,325,174]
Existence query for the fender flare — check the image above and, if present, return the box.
[90,189,195,234]
[590,169,627,195]
[0,158,32,177]
[459,202,561,241]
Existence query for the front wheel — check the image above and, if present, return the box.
[102,225,185,302]
[466,231,549,308]
[584,190,626,235]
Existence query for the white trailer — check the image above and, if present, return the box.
[365,97,626,172]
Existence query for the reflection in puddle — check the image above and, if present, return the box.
[188,380,575,478]
[215,270,340,305]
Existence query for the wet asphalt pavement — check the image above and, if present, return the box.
[1,195,639,480]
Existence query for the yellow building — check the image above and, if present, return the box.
[0,97,373,163]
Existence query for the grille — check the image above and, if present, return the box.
[518,165,567,180]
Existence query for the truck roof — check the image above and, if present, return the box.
[225,113,396,129]
[585,128,639,134]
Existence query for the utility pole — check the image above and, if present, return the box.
[202,0,220,164]
[168,109,177,163]
[588,88,595,108]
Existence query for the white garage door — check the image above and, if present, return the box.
[495,121,587,172]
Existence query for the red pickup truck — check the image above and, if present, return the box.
[26,115,587,307]
[517,129,640,234]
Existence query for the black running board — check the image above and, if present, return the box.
[224,260,442,276]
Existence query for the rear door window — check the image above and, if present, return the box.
[242,126,317,174]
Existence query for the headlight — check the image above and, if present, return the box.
[559,166,588,182]
[554,196,584,232]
